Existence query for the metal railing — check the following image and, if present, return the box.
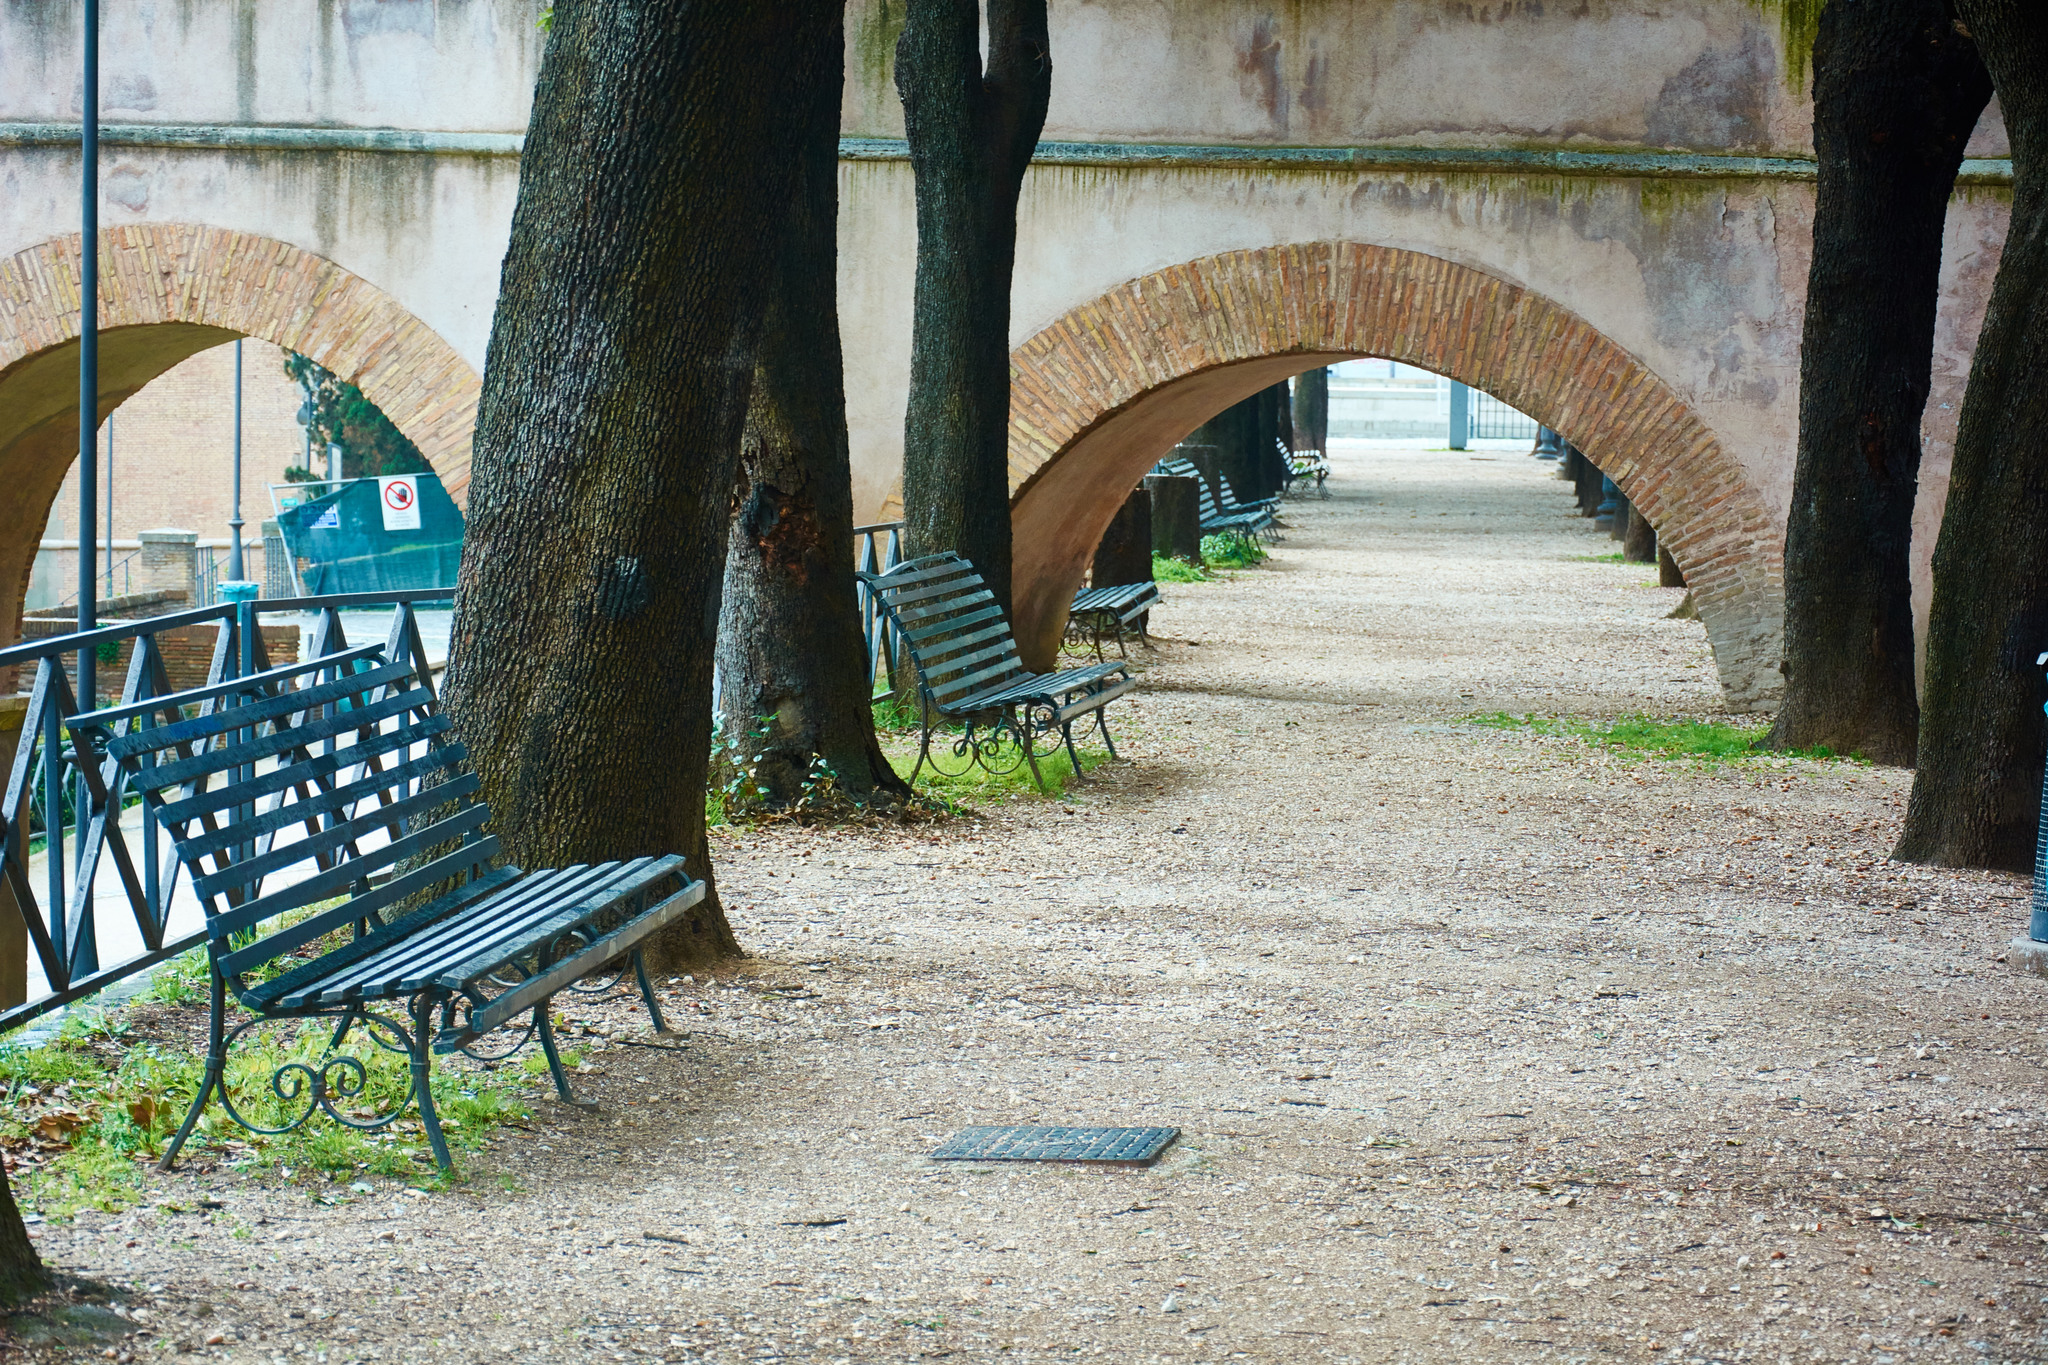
[0,588,450,1035]
[854,521,905,696]
[56,550,135,608]
[1469,389,1540,441]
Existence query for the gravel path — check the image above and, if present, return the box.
[20,442,2048,1365]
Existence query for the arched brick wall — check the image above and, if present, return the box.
[1005,242,1783,710]
[0,223,481,646]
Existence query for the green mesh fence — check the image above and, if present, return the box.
[274,475,463,597]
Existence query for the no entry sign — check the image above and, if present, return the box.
[378,475,422,531]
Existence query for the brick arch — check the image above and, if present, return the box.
[1005,242,1783,710]
[0,222,481,644]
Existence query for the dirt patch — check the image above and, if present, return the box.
[11,444,2046,1365]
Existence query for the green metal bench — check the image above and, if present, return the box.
[69,623,702,1171]
[1155,457,1281,541]
[1068,581,1160,659]
[862,553,1135,791]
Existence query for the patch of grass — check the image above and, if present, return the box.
[879,725,1108,802]
[1201,531,1266,568]
[1151,554,1212,584]
[0,1009,534,1219]
[1569,552,1626,564]
[1466,711,1861,764]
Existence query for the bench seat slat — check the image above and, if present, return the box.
[446,879,705,1045]
[959,662,1126,708]
[283,858,681,1009]
[251,864,525,1010]
[298,861,633,1001]
[217,830,501,977]
[426,854,682,991]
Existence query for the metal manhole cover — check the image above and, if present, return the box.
[931,1125,1179,1164]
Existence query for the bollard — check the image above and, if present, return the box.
[1533,426,1563,460]
[2012,652,2048,973]
[1146,474,1202,565]
[1594,476,1621,531]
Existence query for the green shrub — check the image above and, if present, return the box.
[1201,531,1266,568]
[1151,554,1211,584]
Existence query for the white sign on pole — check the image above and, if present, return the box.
[378,475,422,531]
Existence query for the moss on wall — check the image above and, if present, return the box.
[851,0,905,103]
[1746,0,1823,90]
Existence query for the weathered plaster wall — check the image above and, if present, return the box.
[0,0,545,131]
[0,0,2018,708]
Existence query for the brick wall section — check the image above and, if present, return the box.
[1005,242,1785,709]
[42,340,304,550]
[0,224,479,502]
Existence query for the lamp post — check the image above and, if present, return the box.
[227,339,245,582]
[77,0,98,705]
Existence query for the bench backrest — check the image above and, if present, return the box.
[858,553,1030,715]
[71,644,498,984]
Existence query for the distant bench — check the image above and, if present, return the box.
[1069,581,1160,659]
[1155,457,1280,542]
[862,553,1135,791]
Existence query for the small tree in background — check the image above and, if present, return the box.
[282,353,432,481]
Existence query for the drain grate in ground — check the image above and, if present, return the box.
[931,1125,1180,1164]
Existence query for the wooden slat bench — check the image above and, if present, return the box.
[68,629,702,1171]
[862,553,1136,791]
[1069,581,1160,659]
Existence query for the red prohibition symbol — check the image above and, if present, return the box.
[384,480,415,511]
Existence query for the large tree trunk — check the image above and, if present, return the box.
[1292,367,1330,451]
[896,0,1051,619]
[1898,0,2048,869]
[715,7,911,813]
[1766,0,1991,767]
[0,1169,47,1306]
[444,0,830,970]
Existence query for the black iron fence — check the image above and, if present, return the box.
[0,588,449,1035]
[1469,389,1539,441]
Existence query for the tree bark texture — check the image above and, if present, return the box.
[1092,487,1153,588]
[1146,474,1201,563]
[1624,503,1657,563]
[1659,545,1687,588]
[1191,401,1258,506]
[715,7,910,812]
[1260,383,1292,498]
[1898,0,2048,868]
[1292,368,1330,451]
[1573,447,1604,517]
[1767,0,1991,767]
[896,0,1052,620]
[0,1167,47,1306]
[444,0,832,970]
